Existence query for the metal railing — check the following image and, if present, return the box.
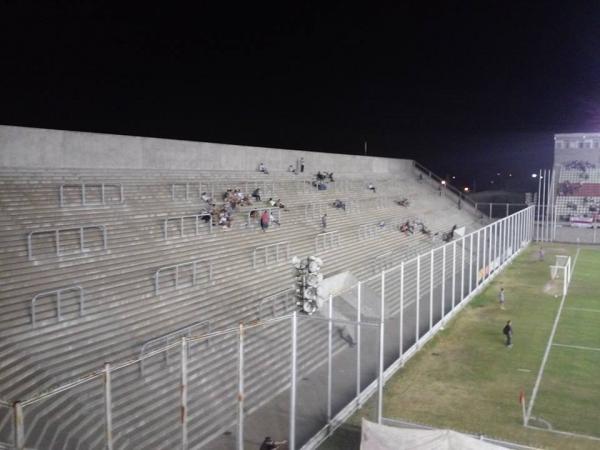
[358,222,388,241]
[171,182,192,201]
[154,259,213,295]
[27,225,108,260]
[5,206,535,450]
[252,241,290,268]
[139,320,211,376]
[412,161,481,216]
[163,214,212,239]
[257,289,297,320]
[31,285,84,328]
[304,202,329,221]
[59,183,124,207]
[315,231,341,252]
[474,202,529,219]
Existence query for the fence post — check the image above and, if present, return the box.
[237,324,244,450]
[469,234,474,292]
[104,363,113,450]
[14,401,24,450]
[181,337,188,450]
[356,282,362,403]
[416,256,421,344]
[506,203,509,217]
[399,262,404,364]
[289,312,298,450]
[452,241,456,309]
[327,294,333,431]
[441,245,446,323]
[377,271,386,424]
[489,203,492,218]
[429,251,434,329]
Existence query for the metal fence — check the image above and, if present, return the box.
[5,206,534,450]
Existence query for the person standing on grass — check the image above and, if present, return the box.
[498,287,506,310]
[538,246,544,261]
[503,320,513,348]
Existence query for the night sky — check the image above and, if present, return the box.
[2,2,600,191]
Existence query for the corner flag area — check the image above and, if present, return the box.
[321,244,600,450]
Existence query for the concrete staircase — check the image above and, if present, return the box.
[0,167,481,449]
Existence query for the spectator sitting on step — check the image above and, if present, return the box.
[258,162,269,174]
[395,198,409,207]
[367,183,376,193]
[269,212,281,226]
[333,199,346,210]
[200,191,212,204]
[267,197,277,207]
[318,182,327,190]
[379,220,386,229]
[223,189,233,201]
[442,224,457,242]
[252,187,261,201]
[327,172,335,182]
[316,171,325,181]
[274,199,288,210]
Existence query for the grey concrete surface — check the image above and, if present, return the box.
[0,125,412,175]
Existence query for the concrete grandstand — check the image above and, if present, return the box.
[0,125,531,449]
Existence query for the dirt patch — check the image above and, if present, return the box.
[543,281,562,298]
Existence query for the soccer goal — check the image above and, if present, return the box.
[549,254,572,297]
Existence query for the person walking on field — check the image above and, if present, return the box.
[503,320,513,348]
[498,287,506,310]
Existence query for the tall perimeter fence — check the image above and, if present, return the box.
[2,206,535,450]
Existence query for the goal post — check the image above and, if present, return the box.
[549,255,571,297]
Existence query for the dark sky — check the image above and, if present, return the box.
[2,1,600,190]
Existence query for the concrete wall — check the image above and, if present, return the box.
[0,125,412,175]
[554,133,600,166]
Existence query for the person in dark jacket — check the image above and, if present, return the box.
[503,320,512,348]
[260,436,287,450]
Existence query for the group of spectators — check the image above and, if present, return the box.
[564,160,595,171]
[558,181,581,196]
[198,186,288,231]
[398,219,431,236]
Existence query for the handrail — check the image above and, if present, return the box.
[412,161,480,211]
[31,285,84,328]
[257,289,296,320]
[59,183,124,207]
[171,182,190,201]
[139,320,211,376]
[154,259,213,295]
[27,225,108,260]
[252,241,289,268]
[315,230,341,252]
[164,214,213,239]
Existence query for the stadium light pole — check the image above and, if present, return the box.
[181,337,189,450]
[104,362,113,450]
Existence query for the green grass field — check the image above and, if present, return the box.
[321,244,600,450]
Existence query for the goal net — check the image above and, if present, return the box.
[549,255,572,296]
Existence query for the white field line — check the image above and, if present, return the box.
[564,307,600,313]
[525,248,580,424]
[553,343,600,352]
[525,424,600,442]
